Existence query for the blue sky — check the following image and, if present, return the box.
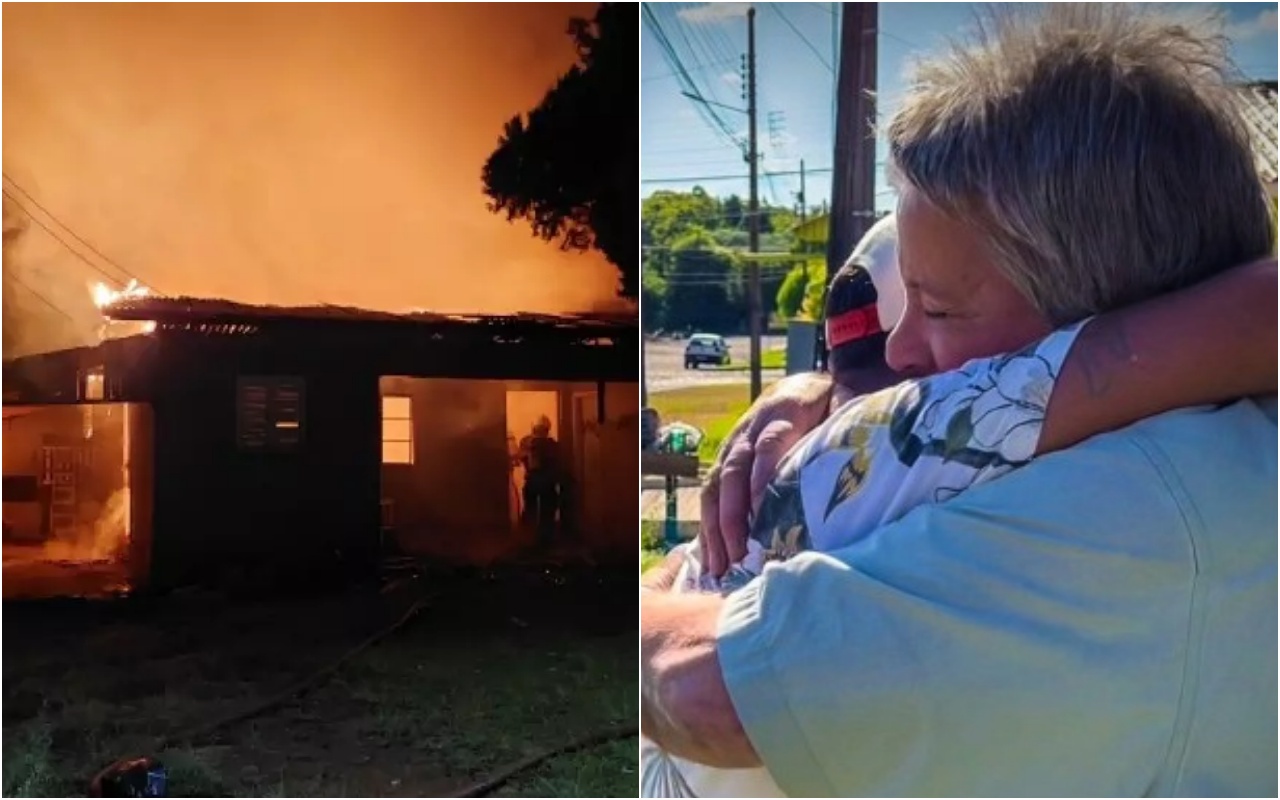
[641,2,1279,211]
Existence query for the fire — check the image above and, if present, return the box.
[90,279,157,338]
[91,278,151,309]
[2,404,135,599]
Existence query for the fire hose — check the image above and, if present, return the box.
[89,590,636,797]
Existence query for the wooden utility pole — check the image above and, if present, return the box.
[746,5,763,401]
[798,159,807,225]
[816,3,878,371]
[827,3,878,277]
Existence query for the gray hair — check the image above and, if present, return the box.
[886,4,1273,325]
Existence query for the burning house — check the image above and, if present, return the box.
[2,290,638,598]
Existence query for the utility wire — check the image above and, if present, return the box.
[1,174,150,291]
[643,166,834,185]
[880,29,922,50]
[642,4,745,151]
[1,189,132,287]
[770,3,832,72]
[642,57,740,83]
[3,267,78,322]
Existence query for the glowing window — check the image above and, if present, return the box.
[84,367,105,401]
[382,396,413,464]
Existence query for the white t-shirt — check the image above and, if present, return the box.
[644,322,1084,798]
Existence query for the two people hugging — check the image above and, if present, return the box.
[641,5,1277,798]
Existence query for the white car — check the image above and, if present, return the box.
[684,334,730,369]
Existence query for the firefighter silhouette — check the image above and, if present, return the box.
[518,415,561,546]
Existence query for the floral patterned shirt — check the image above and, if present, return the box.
[647,321,1086,798]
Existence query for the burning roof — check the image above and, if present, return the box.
[96,293,635,338]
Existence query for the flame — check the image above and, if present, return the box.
[91,278,151,310]
[90,280,157,338]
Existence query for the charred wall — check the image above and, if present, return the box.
[146,334,381,589]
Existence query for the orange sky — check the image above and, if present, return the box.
[3,2,629,357]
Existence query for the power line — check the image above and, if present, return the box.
[1,189,132,286]
[770,3,832,72]
[3,267,78,322]
[643,166,835,185]
[642,4,745,151]
[1,174,149,291]
[880,30,922,50]
[642,57,740,83]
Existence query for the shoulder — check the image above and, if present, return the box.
[717,401,1276,797]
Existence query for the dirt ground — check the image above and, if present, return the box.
[2,565,637,797]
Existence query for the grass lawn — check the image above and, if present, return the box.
[640,522,669,573]
[640,550,664,572]
[710,347,787,373]
[648,383,753,464]
[3,575,636,798]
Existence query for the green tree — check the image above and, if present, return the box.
[721,194,745,228]
[642,187,720,244]
[663,228,742,332]
[641,266,667,332]
[482,3,636,298]
[775,264,809,319]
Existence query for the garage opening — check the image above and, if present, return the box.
[2,402,151,598]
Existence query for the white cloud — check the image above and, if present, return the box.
[677,3,752,25]
[720,71,742,88]
[1225,8,1277,41]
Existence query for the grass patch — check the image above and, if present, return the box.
[340,629,635,797]
[2,719,57,798]
[641,550,664,572]
[710,347,786,372]
[3,585,636,798]
[640,522,665,573]
[649,384,752,463]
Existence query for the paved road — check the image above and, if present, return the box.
[643,334,787,394]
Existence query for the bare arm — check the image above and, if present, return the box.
[699,371,834,576]
[640,587,760,768]
[1040,258,1277,454]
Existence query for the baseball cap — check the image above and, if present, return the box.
[845,213,904,331]
[824,214,905,347]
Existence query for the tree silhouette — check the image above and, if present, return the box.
[482,3,636,299]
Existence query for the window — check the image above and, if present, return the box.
[237,376,305,451]
[83,367,105,401]
[381,395,413,464]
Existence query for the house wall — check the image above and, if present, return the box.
[380,378,638,564]
[575,381,640,559]
[147,342,381,588]
[6,328,639,585]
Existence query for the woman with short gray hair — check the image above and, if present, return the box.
[642,5,1278,796]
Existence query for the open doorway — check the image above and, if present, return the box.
[505,390,559,531]
[2,402,147,598]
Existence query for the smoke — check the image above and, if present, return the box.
[3,195,100,358]
[3,2,633,359]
